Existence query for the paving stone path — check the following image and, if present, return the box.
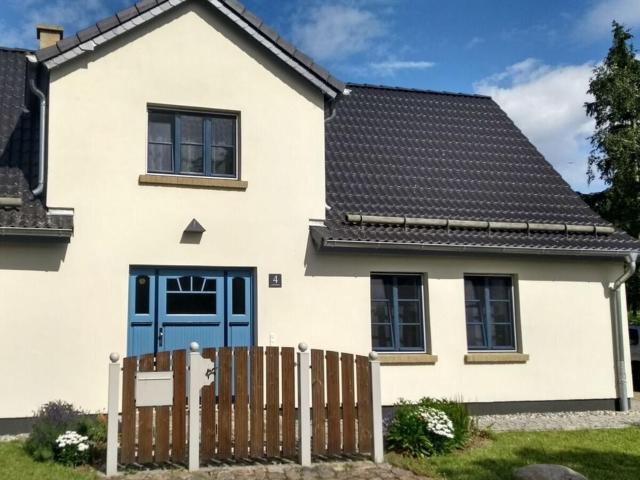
[475,409,640,432]
[117,461,431,480]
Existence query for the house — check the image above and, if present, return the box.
[1,0,638,433]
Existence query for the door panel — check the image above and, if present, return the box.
[127,269,156,356]
[157,270,224,353]
[226,271,253,347]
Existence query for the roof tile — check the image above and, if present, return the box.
[97,15,120,33]
[116,5,139,23]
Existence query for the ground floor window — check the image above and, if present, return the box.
[370,274,425,352]
[464,275,516,351]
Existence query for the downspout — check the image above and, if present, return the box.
[28,76,46,197]
[610,252,638,411]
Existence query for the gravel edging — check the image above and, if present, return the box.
[475,410,640,432]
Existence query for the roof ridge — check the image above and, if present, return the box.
[0,46,33,54]
[346,82,491,99]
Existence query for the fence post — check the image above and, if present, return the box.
[106,352,120,477]
[297,342,311,466]
[369,351,383,463]
[188,342,201,472]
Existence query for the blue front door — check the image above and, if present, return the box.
[127,268,253,356]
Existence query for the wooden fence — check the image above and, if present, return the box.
[108,345,379,472]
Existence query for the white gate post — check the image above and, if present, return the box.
[297,342,311,466]
[369,351,384,463]
[106,352,120,477]
[188,342,201,472]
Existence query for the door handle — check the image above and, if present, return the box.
[158,327,164,347]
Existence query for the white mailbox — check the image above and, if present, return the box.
[135,371,174,407]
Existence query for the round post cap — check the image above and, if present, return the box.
[109,352,120,363]
[190,342,200,352]
[369,351,379,361]
[298,342,309,352]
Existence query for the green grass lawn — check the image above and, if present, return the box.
[387,427,640,480]
[0,441,97,480]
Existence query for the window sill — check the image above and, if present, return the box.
[379,354,438,365]
[464,353,529,364]
[138,174,248,190]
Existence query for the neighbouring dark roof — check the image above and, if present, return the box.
[0,48,72,237]
[319,84,640,255]
[35,0,344,96]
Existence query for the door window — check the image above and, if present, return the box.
[166,275,217,314]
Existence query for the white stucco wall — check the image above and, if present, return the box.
[0,2,632,418]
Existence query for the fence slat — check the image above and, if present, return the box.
[265,346,280,457]
[201,348,217,460]
[281,347,296,458]
[171,350,187,464]
[250,347,264,457]
[326,351,341,455]
[356,355,373,453]
[137,354,155,463]
[341,353,356,454]
[311,349,326,455]
[155,352,171,463]
[218,348,233,458]
[234,347,249,459]
[120,356,137,465]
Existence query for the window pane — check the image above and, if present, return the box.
[400,325,423,349]
[631,328,639,346]
[232,277,246,315]
[465,302,482,324]
[371,276,392,300]
[491,324,514,349]
[148,143,172,172]
[203,279,216,292]
[192,276,204,291]
[167,278,179,291]
[371,301,392,325]
[181,115,203,143]
[464,277,484,301]
[398,301,420,324]
[489,277,511,300]
[135,275,150,315]
[181,145,204,174]
[490,301,511,324]
[167,293,216,314]
[397,276,420,300]
[467,324,486,349]
[149,113,172,142]
[371,324,393,349]
[212,146,235,175]
[178,276,191,291]
[213,117,235,146]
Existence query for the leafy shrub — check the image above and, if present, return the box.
[25,401,85,462]
[385,397,473,457]
[55,431,90,466]
[77,414,107,464]
[25,401,107,466]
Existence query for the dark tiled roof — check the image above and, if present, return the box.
[0,48,72,236]
[35,0,344,96]
[321,84,640,255]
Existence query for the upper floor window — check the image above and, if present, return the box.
[371,274,425,352]
[464,275,517,351]
[147,109,238,178]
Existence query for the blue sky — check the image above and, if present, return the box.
[1,0,639,192]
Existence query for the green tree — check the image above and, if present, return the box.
[584,21,640,320]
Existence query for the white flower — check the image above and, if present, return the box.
[420,407,455,439]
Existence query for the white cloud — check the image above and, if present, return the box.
[1,0,120,49]
[465,36,484,49]
[576,0,640,40]
[290,4,386,62]
[474,58,604,193]
[370,60,435,75]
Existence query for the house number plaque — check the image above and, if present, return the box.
[269,273,282,288]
